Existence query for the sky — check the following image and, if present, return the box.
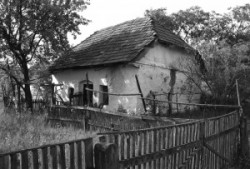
[68,0,250,46]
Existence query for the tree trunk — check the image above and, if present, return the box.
[24,83,33,111]
[23,63,33,111]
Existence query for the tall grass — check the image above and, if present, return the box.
[0,111,96,154]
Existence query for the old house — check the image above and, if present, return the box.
[49,17,203,115]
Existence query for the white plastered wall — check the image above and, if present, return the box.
[52,65,140,113]
[135,41,200,113]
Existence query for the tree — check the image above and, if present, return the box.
[146,4,250,105]
[0,0,89,110]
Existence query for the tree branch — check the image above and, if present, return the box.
[18,0,23,43]
[27,36,43,63]
[0,66,24,90]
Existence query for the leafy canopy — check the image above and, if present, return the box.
[0,0,90,108]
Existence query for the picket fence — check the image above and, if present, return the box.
[100,110,240,169]
[0,107,242,169]
[0,137,94,169]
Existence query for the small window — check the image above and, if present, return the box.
[99,85,109,105]
[83,83,93,105]
[68,87,74,98]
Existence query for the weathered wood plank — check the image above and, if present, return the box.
[50,146,57,169]
[59,144,66,169]
[69,143,75,169]
[32,149,39,169]
[120,134,124,160]
[84,138,94,168]
[0,156,8,169]
[42,147,48,169]
[10,153,19,169]
[21,151,29,169]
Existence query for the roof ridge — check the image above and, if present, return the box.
[150,19,195,51]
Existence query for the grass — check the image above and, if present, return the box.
[0,110,96,154]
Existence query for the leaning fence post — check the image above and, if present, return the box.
[94,138,119,169]
[239,110,249,158]
[236,79,249,158]
[199,121,205,168]
[135,75,146,113]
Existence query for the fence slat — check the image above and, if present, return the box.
[59,144,66,169]
[50,146,58,169]
[10,154,18,169]
[32,150,39,169]
[21,151,29,169]
[0,156,7,169]
[85,138,94,168]
[69,143,75,169]
[76,141,83,169]
[120,134,124,161]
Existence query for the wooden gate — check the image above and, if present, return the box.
[100,111,240,169]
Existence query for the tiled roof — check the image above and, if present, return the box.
[50,17,195,71]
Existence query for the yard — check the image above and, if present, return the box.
[0,102,96,153]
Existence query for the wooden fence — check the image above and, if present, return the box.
[0,137,94,169]
[4,99,48,113]
[47,106,174,131]
[99,110,240,169]
[32,99,47,111]
[0,110,244,169]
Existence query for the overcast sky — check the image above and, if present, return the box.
[68,0,250,46]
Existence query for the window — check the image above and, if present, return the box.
[99,85,109,105]
[79,80,93,106]
[83,83,93,105]
[68,87,74,98]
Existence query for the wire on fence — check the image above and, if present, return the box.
[85,88,141,96]
[139,97,240,109]
[82,88,240,109]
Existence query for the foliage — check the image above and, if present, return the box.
[0,110,96,153]
[146,4,250,104]
[0,0,90,109]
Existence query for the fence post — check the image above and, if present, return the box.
[199,121,205,168]
[240,111,249,158]
[135,75,147,113]
[236,80,249,158]
[94,138,119,169]
[51,84,56,105]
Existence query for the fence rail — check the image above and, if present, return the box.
[47,106,174,131]
[0,137,94,169]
